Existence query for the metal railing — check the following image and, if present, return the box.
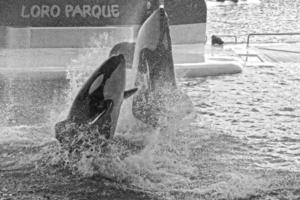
[246,32,300,47]
[209,32,300,62]
[238,53,264,62]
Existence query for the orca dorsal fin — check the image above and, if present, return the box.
[124,88,138,99]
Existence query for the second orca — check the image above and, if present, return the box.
[132,7,194,126]
[111,7,194,127]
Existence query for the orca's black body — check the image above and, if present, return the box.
[55,55,137,143]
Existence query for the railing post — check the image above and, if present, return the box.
[246,34,252,48]
[247,32,300,48]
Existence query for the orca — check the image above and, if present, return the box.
[112,7,194,127]
[109,42,135,69]
[55,55,138,145]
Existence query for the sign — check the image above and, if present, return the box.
[0,0,158,27]
[0,0,206,27]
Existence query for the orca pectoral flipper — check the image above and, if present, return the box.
[124,88,138,99]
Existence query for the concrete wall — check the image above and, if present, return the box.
[3,26,139,48]
[6,27,31,48]
[0,0,207,48]
[30,26,139,48]
[170,23,206,44]
[2,23,206,48]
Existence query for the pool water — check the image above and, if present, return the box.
[1,0,300,199]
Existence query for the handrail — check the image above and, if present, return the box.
[247,32,300,47]
[214,35,238,44]
[238,53,264,62]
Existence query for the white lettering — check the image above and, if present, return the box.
[111,5,119,17]
[21,4,61,18]
[102,5,111,18]
[20,4,121,19]
[83,5,92,17]
[65,5,73,17]
[51,5,60,17]
[21,5,30,18]
[72,5,83,17]
[92,5,101,19]
[31,5,41,18]
[41,5,50,18]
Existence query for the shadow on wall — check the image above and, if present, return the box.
[0,26,6,47]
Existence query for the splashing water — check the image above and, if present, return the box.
[32,31,197,198]
[1,47,300,200]
[52,87,197,195]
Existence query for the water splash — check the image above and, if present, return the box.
[38,31,195,196]
[52,93,197,193]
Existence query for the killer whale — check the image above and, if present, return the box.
[55,7,194,153]
[112,7,194,127]
[132,7,178,126]
[55,55,137,144]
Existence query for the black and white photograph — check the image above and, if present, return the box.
[0,0,299,199]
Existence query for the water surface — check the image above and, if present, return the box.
[1,0,300,199]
